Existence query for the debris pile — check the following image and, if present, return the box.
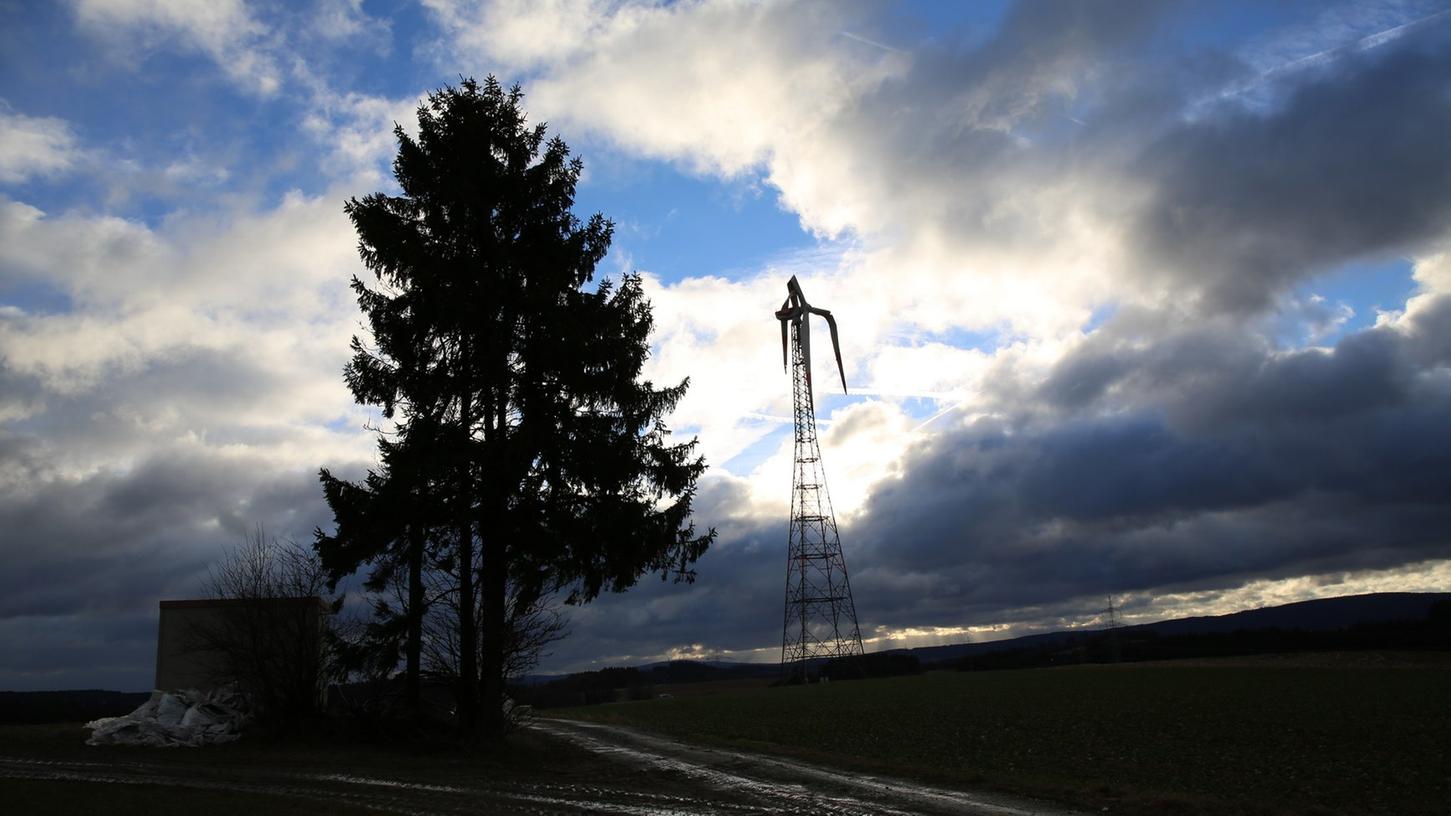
[86,687,251,747]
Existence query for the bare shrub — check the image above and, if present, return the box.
[188,527,342,721]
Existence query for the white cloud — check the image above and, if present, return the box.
[70,0,283,95]
[419,1,1141,515]
[310,0,392,50]
[297,86,425,187]
[423,0,616,70]
[0,191,375,476]
[1411,245,1451,294]
[0,107,82,184]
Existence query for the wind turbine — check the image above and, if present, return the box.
[776,275,848,397]
[774,275,863,681]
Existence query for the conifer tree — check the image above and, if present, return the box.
[320,77,713,737]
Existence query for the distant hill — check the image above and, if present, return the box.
[522,591,1451,701]
[904,592,1451,666]
[0,689,150,725]
[18,592,1448,717]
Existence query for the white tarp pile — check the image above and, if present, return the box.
[86,687,251,747]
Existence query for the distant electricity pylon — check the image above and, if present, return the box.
[1102,595,1123,663]
[775,276,864,680]
[1103,595,1121,629]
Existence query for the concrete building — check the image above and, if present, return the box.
[155,597,329,694]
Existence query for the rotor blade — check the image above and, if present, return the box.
[800,311,813,395]
[813,307,848,394]
[779,317,789,373]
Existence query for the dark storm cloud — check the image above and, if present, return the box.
[815,4,1451,320]
[801,0,1169,247]
[0,612,157,691]
[1035,310,1417,431]
[844,294,1451,632]
[1131,21,1451,313]
[545,477,787,667]
[0,442,334,620]
[0,343,349,688]
[0,442,339,688]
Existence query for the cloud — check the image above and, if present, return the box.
[422,0,616,71]
[0,106,81,184]
[0,186,379,691]
[309,0,392,51]
[0,611,159,691]
[0,437,329,619]
[1131,23,1451,313]
[8,1,1451,685]
[296,85,425,187]
[844,294,1451,628]
[69,0,284,95]
[453,0,1154,343]
[546,253,1451,670]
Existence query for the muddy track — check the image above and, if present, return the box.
[531,719,1082,816]
[1,722,1081,815]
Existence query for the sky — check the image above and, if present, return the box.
[3,0,1451,690]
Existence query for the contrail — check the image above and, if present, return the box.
[839,30,905,55]
[910,399,968,433]
[842,387,963,399]
[1217,7,1451,102]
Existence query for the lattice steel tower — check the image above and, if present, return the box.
[775,276,863,679]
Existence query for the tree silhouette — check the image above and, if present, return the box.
[317,429,444,715]
[320,77,713,738]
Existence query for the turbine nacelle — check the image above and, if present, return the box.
[775,275,847,396]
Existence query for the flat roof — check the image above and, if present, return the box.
[159,597,329,610]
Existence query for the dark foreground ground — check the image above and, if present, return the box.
[4,653,1446,815]
[0,719,1070,815]
[550,652,1451,816]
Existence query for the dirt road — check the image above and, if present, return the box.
[0,720,1079,815]
[533,718,1079,816]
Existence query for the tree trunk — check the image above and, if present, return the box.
[479,528,507,738]
[479,386,511,739]
[405,522,423,716]
[456,386,478,737]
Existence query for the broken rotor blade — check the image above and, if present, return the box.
[779,314,789,372]
[813,307,848,394]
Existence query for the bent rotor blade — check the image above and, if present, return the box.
[814,307,848,394]
[779,315,789,372]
